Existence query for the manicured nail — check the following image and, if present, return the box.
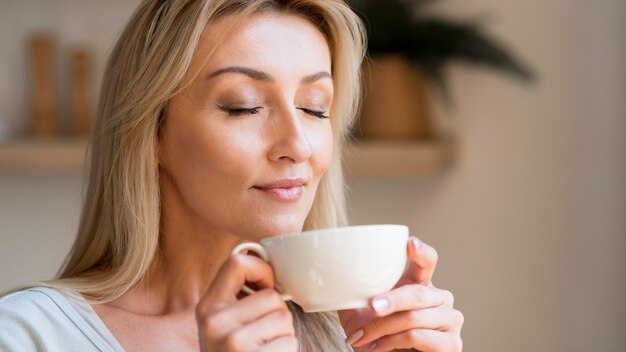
[372,297,390,314]
[345,329,364,345]
[411,237,423,251]
[368,340,378,350]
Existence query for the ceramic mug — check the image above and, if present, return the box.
[230,224,409,313]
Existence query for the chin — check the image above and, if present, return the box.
[252,213,306,240]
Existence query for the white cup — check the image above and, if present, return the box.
[231,224,409,313]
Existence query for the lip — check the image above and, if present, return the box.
[253,178,306,202]
[254,178,307,189]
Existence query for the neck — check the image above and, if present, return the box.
[139,226,242,315]
[111,174,246,316]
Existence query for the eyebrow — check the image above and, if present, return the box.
[206,66,332,84]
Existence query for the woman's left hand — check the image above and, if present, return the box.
[337,237,464,352]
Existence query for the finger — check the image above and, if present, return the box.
[225,308,295,350]
[198,289,289,339]
[399,237,439,287]
[369,329,462,352]
[350,307,463,348]
[197,254,275,314]
[258,335,299,352]
[369,284,452,317]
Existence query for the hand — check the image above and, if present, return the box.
[195,254,298,352]
[338,237,464,351]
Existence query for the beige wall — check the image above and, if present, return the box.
[349,1,626,351]
[1,1,624,351]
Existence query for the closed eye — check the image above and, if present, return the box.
[299,108,329,119]
[217,105,262,116]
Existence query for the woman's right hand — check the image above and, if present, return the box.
[195,253,298,352]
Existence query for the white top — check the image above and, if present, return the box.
[0,287,125,351]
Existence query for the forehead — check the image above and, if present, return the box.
[196,12,332,76]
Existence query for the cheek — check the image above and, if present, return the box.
[176,115,259,176]
[162,113,263,208]
[308,124,334,177]
[161,90,262,185]
[199,131,261,179]
[161,116,271,235]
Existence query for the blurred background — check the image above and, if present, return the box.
[0,0,624,351]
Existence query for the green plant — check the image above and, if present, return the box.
[350,0,535,104]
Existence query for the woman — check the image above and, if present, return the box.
[0,0,463,351]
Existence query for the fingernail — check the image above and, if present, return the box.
[372,297,390,314]
[345,329,364,345]
[411,237,423,251]
[368,340,378,350]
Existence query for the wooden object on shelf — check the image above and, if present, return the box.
[357,55,432,140]
[343,135,455,177]
[0,140,87,172]
[30,34,58,139]
[70,49,93,137]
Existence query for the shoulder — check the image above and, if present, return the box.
[0,287,92,351]
[0,287,67,324]
[1,286,57,309]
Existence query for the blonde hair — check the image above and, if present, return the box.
[16,0,366,350]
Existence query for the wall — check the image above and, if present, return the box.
[0,0,143,289]
[349,1,626,351]
[1,1,624,351]
[0,0,142,136]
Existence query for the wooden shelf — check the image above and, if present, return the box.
[0,139,88,172]
[0,136,456,176]
[343,135,456,177]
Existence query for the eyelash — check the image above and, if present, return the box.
[226,107,262,116]
[302,108,330,119]
[219,106,329,119]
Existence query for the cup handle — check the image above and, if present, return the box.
[230,242,293,301]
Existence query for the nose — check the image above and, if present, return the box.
[267,106,313,164]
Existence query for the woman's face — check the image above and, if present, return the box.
[158,12,334,241]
